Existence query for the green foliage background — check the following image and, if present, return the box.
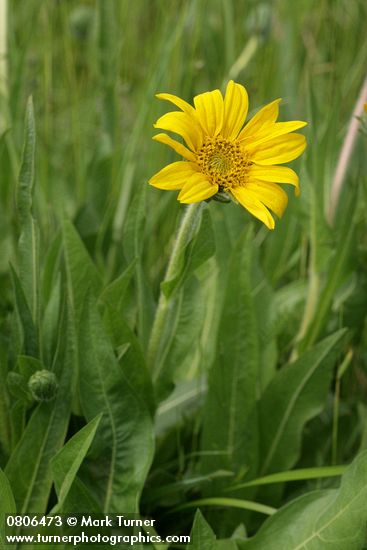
[0,0,367,548]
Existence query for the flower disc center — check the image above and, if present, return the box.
[197,136,250,189]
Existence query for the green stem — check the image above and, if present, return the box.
[331,349,353,465]
[147,202,204,375]
[0,0,8,133]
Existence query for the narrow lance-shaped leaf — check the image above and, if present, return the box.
[123,188,154,349]
[17,97,40,325]
[51,413,103,512]
[62,219,103,324]
[9,266,38,358]
[301,195,355,351]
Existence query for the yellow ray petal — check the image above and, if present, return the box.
[154,111,203,152]
[152,133,196,162]
[178,173,218,203]
[193,89,224,137]
[246,181,288,218]
[149,161,199,190]
[245,121,307,148]
[248,165,300,195]
[231,187,275,229]
[222,80,249,140]
[238,99,281,141]
[156,93,196,116]
[251,133,307,165]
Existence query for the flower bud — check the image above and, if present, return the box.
[28,370,58,402]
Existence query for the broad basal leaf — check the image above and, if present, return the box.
[258,329,347,476]
[240,450,367,550]
[78,298,154,513]
[201,227,259,484]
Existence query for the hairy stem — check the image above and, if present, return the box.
[147,202,204,376]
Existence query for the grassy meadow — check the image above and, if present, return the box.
[1,0,367,548]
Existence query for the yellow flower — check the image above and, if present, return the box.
[149,81,307,229]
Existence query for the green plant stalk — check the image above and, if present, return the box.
[0,0,7,133]
[147,202,204,374]
[228,465,346,491]
[332,349,353,464]
[0,0,7,94]
[171,497,277,516]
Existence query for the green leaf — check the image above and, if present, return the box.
[41,276,62,368]
[155,376,206,435]
[189,510,216,550]
[161,207,215,299]
[17,96,40,324]
[53,477,102,515]
[17,355,44,381]
[176,498,276,517]
[122,188,154,347]
[123,187,147,263]
[99,259,137,312]
[239,450,367,550]
[63,219,103,323]
[154,276,207,399]
[251,253,279,393]
[41,232,62,309]
[51,413,102,511]
[10,266,38,358]
[6,372,31,402]
[99,258,139,333]
[301,206,355,350]
[216,523,248,549]
[4,302,73,513]
[0,360,11,460]
[17,98,35,221]
[229,466,346,491]
[102,302,155,416]
[201,227,259,485]
[78,298,154,513]
[143,471,233,505]
[186,208,216,277]
[9,401,26,452]
[0,468,16,550]
[258,329,347,476]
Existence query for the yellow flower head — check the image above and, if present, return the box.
[149,81,307,229]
